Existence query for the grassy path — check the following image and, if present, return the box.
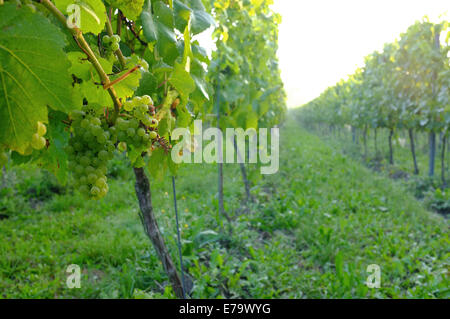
[0,118,448,298]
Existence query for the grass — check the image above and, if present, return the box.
[0,116,448,298]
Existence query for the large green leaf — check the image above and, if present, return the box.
[106,0,145,20]
[0,4,73,154]
[148,147,168,180]
[169,62,195,100]
[141,1,178,65]
[40,110,70,184]
[174,0,215,35]
[135,71,158,96]
[110,68,143,100]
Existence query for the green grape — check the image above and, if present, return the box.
[112,35,121,43]
[142,95,153,105]
[127,128,136,137]
[142,115,152,127]
[98,165,108,175]
[149,131,158,139]
[130,118,139,129]
[85,166,95,174]
[79,185,90,196]
[88,173,98,184]
[80,156,90,166]
[90,186,100,197]
[98,150,109,161]
[133,96,142,106]
[117,119,128,131]
[106,142,115,153]
[98,188,108,198]
[111,42,120,51]
[81,118,90,129]
[124,100,134,111]
[151,119,159,127]
[118,142,127,152]
[133,134,142,144]
[90,117,101,126]
[37,121,47,136]
[92,157,100,167]
[103,131,111,141]
[137,104,148,114]
[142,134,150,143]
[137,128,146,137]
[92,125,103,137]
[31,133,46,150]
[79,176,87,185]
[75,165,84,175]
[103,35,111,43]
[95,178,107,188]
[96,134,106,144]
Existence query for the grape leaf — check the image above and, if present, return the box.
[54,0,107,35]
[78,81,110,106]
[68,52,92,81]
[148,147,168,180]
[40,111,70,184]
[106,0,145,20]
[169,62,195,100]
[0,4,73,154]
[110,69,143,100]
[135,72,158,97]
[141,1,179,65]
[174,0,215,35]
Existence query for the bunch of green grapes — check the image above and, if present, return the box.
[102,34,121,59]
[115,96,158,167]
[67,106,115,200]
[31,121,47,150]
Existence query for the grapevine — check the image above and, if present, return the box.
[0,0,286,299]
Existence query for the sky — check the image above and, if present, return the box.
[271,0,450,108]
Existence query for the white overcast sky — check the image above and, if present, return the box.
[271,0,449,108]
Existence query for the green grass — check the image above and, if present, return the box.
[0,117,448,298]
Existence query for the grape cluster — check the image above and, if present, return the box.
[31,121,47,150]
[67,106,115,200]
[115,96,158,167]
[103,34,120,55]
[66,95,160,199]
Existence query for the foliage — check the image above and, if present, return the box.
[0,0,214,195]
[298,19,449,136]
[208,0,286,132]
